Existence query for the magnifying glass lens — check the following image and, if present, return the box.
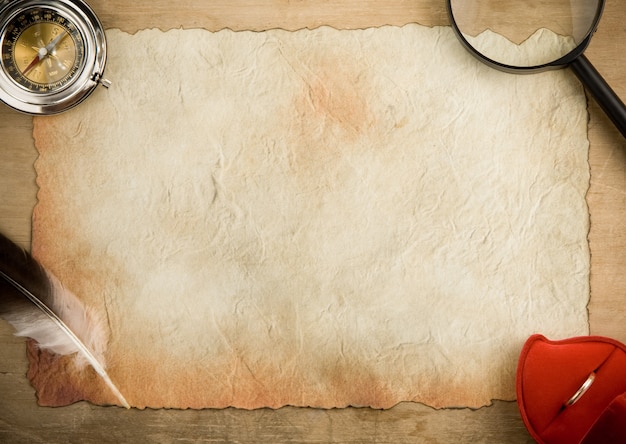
[449,0,602,67]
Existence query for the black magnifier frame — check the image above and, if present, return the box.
[447,0,626,139]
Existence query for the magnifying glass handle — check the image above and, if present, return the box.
[569,55,626,139]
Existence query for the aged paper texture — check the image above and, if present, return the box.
[31,24,590,409]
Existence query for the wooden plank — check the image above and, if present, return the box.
[90,0,448,32]
[586,3,626,343]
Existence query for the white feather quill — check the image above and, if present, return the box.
[0,233,129,408]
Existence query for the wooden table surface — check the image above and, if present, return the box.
[2,1,626,442]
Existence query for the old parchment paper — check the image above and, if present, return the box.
[30,24,590,409]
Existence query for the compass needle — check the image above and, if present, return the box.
[46,30,68,52]
[22,52,43,75]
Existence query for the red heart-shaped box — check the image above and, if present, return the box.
[517,334,626,443]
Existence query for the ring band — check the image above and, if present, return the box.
[565,372,596,407]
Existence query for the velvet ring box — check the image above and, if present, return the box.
[517,334,626,443]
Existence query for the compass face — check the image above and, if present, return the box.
[1,7,86,93]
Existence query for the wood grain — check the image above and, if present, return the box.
[1,0,625,441]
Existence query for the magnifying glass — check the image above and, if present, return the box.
[447,0,626,138]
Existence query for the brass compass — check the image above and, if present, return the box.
[0,0,107,114]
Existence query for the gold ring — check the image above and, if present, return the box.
[565,372,596,407]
